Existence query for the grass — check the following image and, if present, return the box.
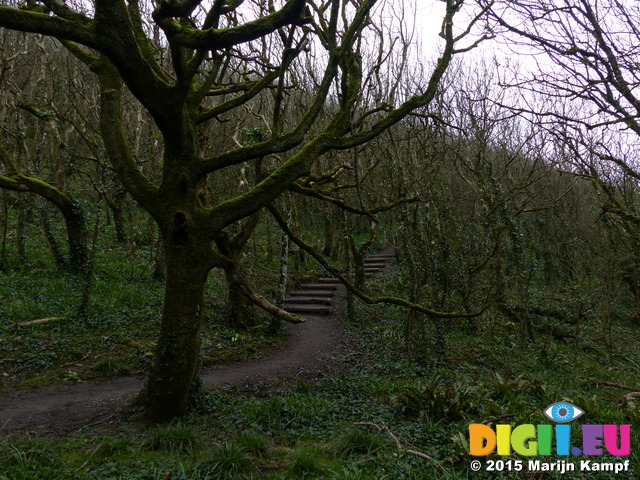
[288,444,330,477]
[143,423,201,454]
[242,393,333,434]
[91,357,131,378]
[206,441,253,479]
[96,436,132,456]
[0,238,287,391]
[1,213,640,478]
[0,301,639,478]
[332,428,388,456]
[234,432,270,458]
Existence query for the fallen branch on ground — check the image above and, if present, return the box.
[354,422,402,450]
[588,379,640,392]
[223,261,304,324]
[354,422,446,473]
[18,316,65,327]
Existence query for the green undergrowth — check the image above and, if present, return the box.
[0,209,366,391]
[0,241,287,391]
[1,268,639,478]
[1,218,639,477]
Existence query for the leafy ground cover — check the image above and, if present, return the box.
[0,236,289,391]
[1,263,639,478]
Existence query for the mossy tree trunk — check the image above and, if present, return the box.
[63,203,88,275]
[140,226,216,422]
[224,264,256,329]
[16,196,28,262]
[223,260,255,328]
[41,205,66,269]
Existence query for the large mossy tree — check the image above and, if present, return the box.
[0,0,487,422]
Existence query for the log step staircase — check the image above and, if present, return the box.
[282,249,395,316]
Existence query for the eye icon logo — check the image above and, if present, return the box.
[544,402,584,423]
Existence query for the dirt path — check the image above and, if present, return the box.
[0,247,394,435]
[0,308,345,435]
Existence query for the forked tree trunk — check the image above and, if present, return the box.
[217,213,261,329]
[140,239,211,423]
[105,189,128,245]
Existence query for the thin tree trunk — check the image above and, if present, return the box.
[321,207,333,258]
[277,226,289,309]
[41,206,66,269]
[64,203,88,275]
[0,194,8,269]
[104,189,128,245]
[17,197,26,262]
[76,209,101,318]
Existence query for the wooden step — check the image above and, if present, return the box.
[298,283,337,290]
[318,277,341,284]
[284,297,332,305]
[363,262,386,268]
[288,290,335,297]
[284,305,331,315]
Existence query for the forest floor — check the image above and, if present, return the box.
[0,252,366,436]
[2,245,640,478]
[0,296,348,435]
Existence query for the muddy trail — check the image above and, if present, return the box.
[0,247,395,435]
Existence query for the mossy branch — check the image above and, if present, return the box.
[199,51,341,175]
[197,71,280,125]
[59,40,100,66]
[153,0,308,50]
[0,7,97,47]
[94,60,161,216]
[206,133,337,231]
[326,0,463,151]
[0,168,74,212]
